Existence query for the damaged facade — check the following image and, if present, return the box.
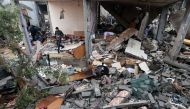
[0,0,190,109]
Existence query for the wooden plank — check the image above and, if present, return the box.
[49,52,74,59]
[107,28,138,51]
[169,1,190,60]
[73,44,85,59]
[68,69,93,82]
[35,96,63,109]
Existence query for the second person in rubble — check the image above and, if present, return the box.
[55,27,64,53]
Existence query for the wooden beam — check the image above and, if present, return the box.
[156,7,168,43]
[164,56,190,72]
[169,1,190,60]
[106,28,138,51]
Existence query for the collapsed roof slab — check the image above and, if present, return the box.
[94,0,179,7]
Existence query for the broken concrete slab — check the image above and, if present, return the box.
[148,93,156,104]
[103,100,150,109]
[161,73,171,78]
[91,79,101,97]
[158,100,165,107]
[103,58,113,65]
[139,62,151,74]
[0,76,13,87]
[108,90,130,107]
[125,38,147,60]
[106,97,112,103]
[158,94,168,102]
[72,87,93,95]
[81,91,92,98]
[181,80,190,86]
[74,100,85,108]
[118,85,132,93]
[111,62,122,70]
[61,41,84,51]
[109,67,117,74]
[61,105,70,109]
[93,60,103,66]
[92,50,103,60]
[49,85,70,95]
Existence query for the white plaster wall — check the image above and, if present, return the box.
[48,0,84,34]
[19,1,40,26]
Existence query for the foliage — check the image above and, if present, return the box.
[15,87,48,109]
[0,1,37,79]
[0,2,22,44]
[41,67,69,84]
[15,55,38,79]
[0,2,42,108]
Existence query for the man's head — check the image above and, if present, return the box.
[55,27,59,30]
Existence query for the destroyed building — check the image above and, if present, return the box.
[0,0,190,109]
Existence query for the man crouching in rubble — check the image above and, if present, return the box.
[55,27,64,53]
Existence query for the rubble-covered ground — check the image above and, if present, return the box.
[1,22,190,109]
[32,26,190,109]
[1,1,190,109]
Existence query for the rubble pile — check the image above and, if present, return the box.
[34,27,190,109]
[1,25,190,108]
[1,2,190,108]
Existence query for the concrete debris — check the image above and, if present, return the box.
[93,60,103,66]
[108,67,117,74]
[91,79,101,97]
[111,62,122,70]
[74,100,85,108]
[108,90,130,107]
[48,85,70,95]
[125,38,148,60]
[81,91,92,98]
[92,50,103,60]
[118,85,132,93]
[139,62,151,74]
[103,100,150,109]
[2,3,190,109]
[0,76,13,87]
[148,93,156,104]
